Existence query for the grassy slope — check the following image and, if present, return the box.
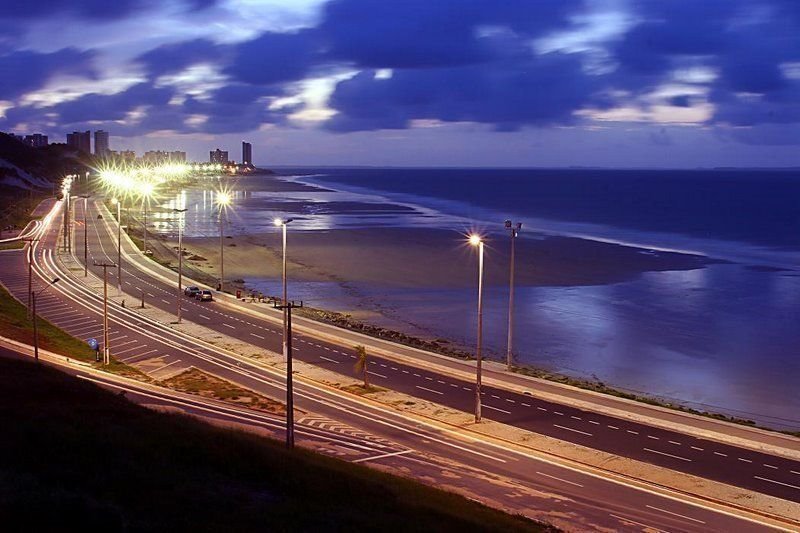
[0,358,549,532]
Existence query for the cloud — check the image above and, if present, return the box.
[135,38,229,78]
[0,48,97,100]
[2,0,217,20]
[224,29,321,86]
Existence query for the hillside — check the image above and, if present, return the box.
[0,357,548,532]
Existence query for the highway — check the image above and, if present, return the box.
[0,196,796,530]
[72,196,800,504]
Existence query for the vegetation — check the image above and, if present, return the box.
[354,344,369,388]
[0,357,549,532]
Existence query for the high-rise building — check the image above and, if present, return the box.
[210,148,229,164]
[242,141,252,166]
[23,133,48,147]
[94,130,109,156]
[66,131,91,153]
[169,151,187,162]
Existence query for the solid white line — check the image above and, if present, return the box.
[367,371,387,379]
[536,471,584,488]
[646,505,706,524]
[352,449,413,464]
[249,333,265,340]
[644,448,692,462]
[609,513,668,533]
[483,404,511,414]
[753,476,800,490]
[319,355,339,364]
[415,385,443,396]
[553,424,592,437]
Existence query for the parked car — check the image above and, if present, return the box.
[196,290,213,302]
[184,285,200,297]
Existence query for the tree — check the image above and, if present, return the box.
[354,344,368,389]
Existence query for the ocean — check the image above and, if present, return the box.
[156,167,800,429]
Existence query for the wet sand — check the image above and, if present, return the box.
[168,227,715,293]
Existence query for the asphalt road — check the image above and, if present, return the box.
[64,196,800,504]
[0,197,796,530]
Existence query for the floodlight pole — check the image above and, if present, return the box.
[273,299,303,450]
[94,261,116,365]
[23,237,39,318]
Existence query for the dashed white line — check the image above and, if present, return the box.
[415,385,443,395]
[521,402,531,407]
[690,446,704,451]
[319,355,339,364]
[738,458,753,463]
[483,404,511,414]
[367,371,387,379]
[627,430,639,435]
[647,435,660,440]
[754,476,800,491]
[609,514,667,533]
[645,505,705,524]
[537,471,584,488]
[763,464,778,470]
[249,333,265,340]
[644,448,692,462]
[608,425,619,430]
[570,416,582,421]
[553,424,592,437]
[222,323,235,329]
[588,420,600,425]
[791,470,800,476]
[536,407,547,411]
[668,440,681,445]
[713,451,727,457]
[553,411,564,416]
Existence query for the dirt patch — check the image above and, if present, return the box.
[163,368,285,415]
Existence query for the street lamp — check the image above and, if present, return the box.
[504,220,522,371]
[216,191,232,292]
[274,216,296,448]
[173,208,188,323]
[139,182,155,256]
[79,194,91,277]
[111,198,123,294]
[469,233,484,423]
[32,277,60,363]
[93,261,116,365]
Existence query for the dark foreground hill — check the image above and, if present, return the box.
[0,357,549,532]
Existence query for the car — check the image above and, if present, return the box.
[184,285,200,296]
[196,290,213,302]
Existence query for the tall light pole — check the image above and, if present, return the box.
[23,237,38,318]
[79,194,91,276]
[32,277,60,363]
[94,261,116,365]
[139,182,155,257]
[274,217,296,449]
[173,208,187,323]
[216,191,231,292]
[469,234,485,423]
[112,198,123,294]
[504,220,522,371]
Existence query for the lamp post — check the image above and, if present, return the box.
[274,217,295,344]
[112,198,123,294]
[173,208,187,323]
[274,217,296,449]
[216,192,231,292]
[504,220,522,371]
[469,234,484,423]
[79,194,91,277]
[23,237,38,318]
[94,261,115,365]
[32,277,60,363]
[139,182,155,257]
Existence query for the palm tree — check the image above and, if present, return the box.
[354,344,368,389]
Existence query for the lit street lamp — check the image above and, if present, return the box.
[216,191,231,292]
[469,234,485,423]
[173,208,188,323]
[112,198,123,294]
[504,220,522,371]
[139,182,155,256]
[79,194,91,276]
[94,261,116,365]
[32,277,60,363]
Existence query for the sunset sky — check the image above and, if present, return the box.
[2,0,799,167]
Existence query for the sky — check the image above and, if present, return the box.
[1,0,799,168]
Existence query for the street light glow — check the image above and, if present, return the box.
[216,191,231,206]
[274,217,284,227]
[469,234,482,246]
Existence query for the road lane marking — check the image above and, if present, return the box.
[249,333,265,340]
[609,514,668,533]
[553,424,592,437]
[148,359,183,375]
[415,385,443,395]
[536,407,547,411]
[646,505,705,524]
[588,420,600,425]
[763,464,778,469]
[713,452,727,457]
[690,446,704,451]
[352,449,413,464]
[644,448,692,462]
[160,299,170,304]
[738,458,752,463]
[222,323,235,329]
[319,355,339,364]
[483,404,511,414]
[521,403,531,407]
[791,470,800,475]
[607,425,619,430]
[754,476,800,490]
[367,371,387,379]
[627,430,639,435]
[537,471,584,488]
[668,440,681,445]
[570,416,582,421]
[553,411,564,416]
[647,435,660,440]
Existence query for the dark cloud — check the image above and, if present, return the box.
[135,38,229,78]
[224,29,320,85]
[326,52,604,132]
[1,0,218,20]
[0,48,96,100]
[318,0,580,69]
